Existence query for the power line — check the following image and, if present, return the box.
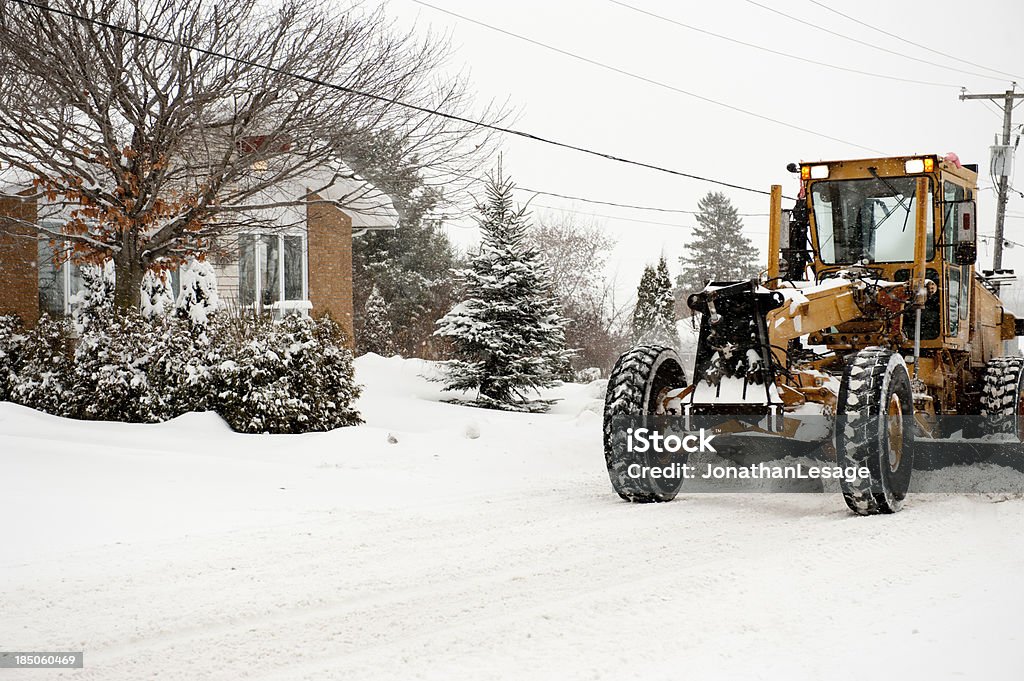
[806,0,1023,82]
[743,0,1008,84]
[9,0,777,199]
[608,0,959,89]
[411,0,886,155]
[516,186,772,215]
[531,202,769,233]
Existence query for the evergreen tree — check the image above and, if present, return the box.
[631,265,658,344]
[434,170,572,412]
[632,256,678,348]
[348,133,460,359]
[359,285,396,356]
[677,191,760,300]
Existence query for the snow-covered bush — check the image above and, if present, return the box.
[70,263,115,333]
[214,313,362,434]
[0,315,26,402]
[176,258,221,328]
[8,314,75,415]
[68,309,161,422]
[140,270,175,319]
[5,309,361,433]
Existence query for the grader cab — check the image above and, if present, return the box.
[604,154,1024,515]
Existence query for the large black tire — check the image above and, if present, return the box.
[603,345,688,503]
[980,356,1024,438]
[836,347,914,515]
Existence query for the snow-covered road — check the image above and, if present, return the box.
[2,355,1023,680]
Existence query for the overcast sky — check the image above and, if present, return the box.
[381,0,1024,306]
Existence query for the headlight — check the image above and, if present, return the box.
[809,164,829,179]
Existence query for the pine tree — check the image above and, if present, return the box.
[434,170,573,412]
[677,191,760,299]
[360,285,396,356]
[632,256,678,348]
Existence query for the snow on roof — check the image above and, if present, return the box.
[312,169,399,231]
[2,159,399,230]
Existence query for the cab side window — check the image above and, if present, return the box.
[943,181,965,259]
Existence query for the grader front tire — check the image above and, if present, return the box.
[836,348,915,515]
[602,345,688,503]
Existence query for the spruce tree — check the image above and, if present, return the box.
[360,285,396,356]
[434,170,572,412]
[631,265,658,344]
[677,191,760,298]
[632,256,678,348]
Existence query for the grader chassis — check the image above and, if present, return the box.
[604,154,1024,515]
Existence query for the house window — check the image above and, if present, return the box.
[238,234,307,311]
[37,238,84,316]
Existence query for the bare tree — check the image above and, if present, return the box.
[529,210,627,375]
[0,0,502,309]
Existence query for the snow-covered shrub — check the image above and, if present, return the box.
[8,314,75,415]
[176,258,221,328]
[148,317,221,418]
[67,309,163,422]
[6,307,361,433]
[140,270,175,319]
[0,315,26,402]
[213,313,362,434]
[69,311,226,422]
[70,263,115,333]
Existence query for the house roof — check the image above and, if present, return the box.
[309,169,399,231]
[1,163,401,231]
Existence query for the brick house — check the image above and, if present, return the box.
[0,171,398,341]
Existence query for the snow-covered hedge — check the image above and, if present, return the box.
[213,313,362,434]
[0,312,362,434]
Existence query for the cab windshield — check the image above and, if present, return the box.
[811,177,933,264]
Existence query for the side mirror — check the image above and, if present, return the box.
[960,201,976,243]
[955,241,977,266]
[954,201,977,265]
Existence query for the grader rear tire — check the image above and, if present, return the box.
[603,345,688,503]
[980,356,1024,439]
[836,348,914,515]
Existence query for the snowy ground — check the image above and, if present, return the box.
[2,354,1023,680]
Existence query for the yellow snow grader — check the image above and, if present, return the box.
[604,154,1024,514]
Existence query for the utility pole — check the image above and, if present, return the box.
[960,84,1024,272]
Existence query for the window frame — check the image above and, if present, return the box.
[37,234,84,316]
[237,232,309,313]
